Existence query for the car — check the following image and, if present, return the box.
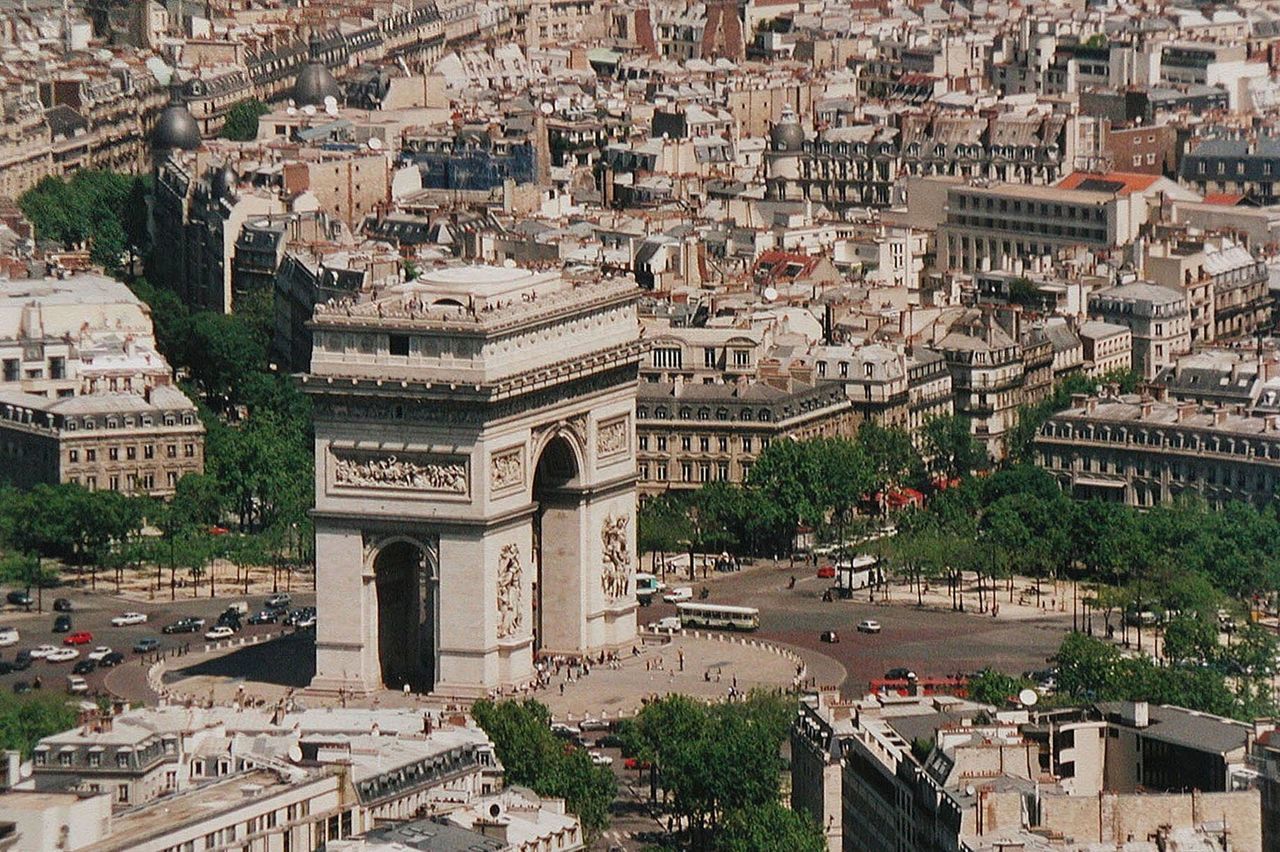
[285,607,316,627]
[11,682,29,694]
[651,616,681,631]
[52,615,71,633]
[857,619,882,634]
[11,650,32,670]
[0,627,19,647]
[820,630,840,643]
[204,626,235,641]
[662,586,694,604]
[817,565,836,579]
[293,613,317,629]
[0,661,13,675]
[28,645,57,658]
[110,612,148,627]
[71,659,96,675]
[623,757,651,771]
[247,610,279,625]
[133,638,160,654]
[265,593,292,609]
[550,722,581,741]
[65,675,88,694]
[98,652,124,668]
[162,618,201,634]
[215,611,242,630]
[52,598,72,612]
[63,632,92,646]
[589,751,614,767]
[884,667,916,681]
[86,647,112,662]
[5,591,32,608]
[46,648,79,663]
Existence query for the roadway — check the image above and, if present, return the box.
[0,584,315,698]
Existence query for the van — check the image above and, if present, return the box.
[66,676,88,695]
[0,627,18,647]
[635,573,665,599]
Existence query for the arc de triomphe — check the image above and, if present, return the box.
[303,266,641,697]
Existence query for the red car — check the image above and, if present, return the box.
[623,757,652,771]
[63,631,92,646]
[817,565,836,579]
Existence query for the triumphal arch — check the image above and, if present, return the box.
[303,265,641,697]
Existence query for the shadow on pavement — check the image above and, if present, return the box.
[165,631,316,688]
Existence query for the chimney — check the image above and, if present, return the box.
[2,751,19,790]
[1123,700,1150,728]
[1177,401,1197,422]
[1070,393,1088,410]
[1140,400,1153,417]
[1214,407,1229,425]
[1086,397,1097,414]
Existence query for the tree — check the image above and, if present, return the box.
[967,668,1032,706]
[0,552,58,613]
[471,699,616,838]
[221,99,270,141]
[921,415,987,479]
[182,312,269,410]
[715,803,826,852]
[18,171,135,270]
[1163,613,1217,664]
[0,693,77,757]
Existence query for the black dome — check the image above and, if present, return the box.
[294,62,340,107]
[152,104,201,151]
[770,118,805,152]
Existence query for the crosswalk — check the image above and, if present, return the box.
[598,828,630,849]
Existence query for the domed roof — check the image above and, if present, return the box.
[151,103,201,151]
[293,62,340,107]
[770,116,805,153]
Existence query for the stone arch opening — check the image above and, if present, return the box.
[532,434,581,655]
[372,539,435,692]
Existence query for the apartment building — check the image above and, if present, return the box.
[1077,320,1133,376]
[1087,282,1190,380]
[635,378,855,496]
[933,312,1026,458]
[1035,391,1280,506]
[1181,136,1280,205]
[640,322,766,385]
[1146,236,1270,343]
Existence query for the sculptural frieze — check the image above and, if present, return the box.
[597,417,628,458]
[490,448,525,491]
[601,513,631,601]
[332,451,467,494]
[497,543,523,639]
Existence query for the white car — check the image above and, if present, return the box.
[46,648,79,663]
[0,627,18,646]
[662,586,694,604]
[110,612,147,627]
[86,646,112,662]
[204,626,235,641]
[857,619,882,634]
[66,676,89,695]
[589,751,614,767]
[652,616,681,632]
[29,644,57,658]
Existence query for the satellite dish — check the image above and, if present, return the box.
[367,136,383,150]
[1018,688,1039,707]
[302,104,316,116]
[287,744,302,762]
[539,102,553,115]
[763,286,778,302]
[324,102,338,117]
[323,94,338,109]
[286,106,297,116]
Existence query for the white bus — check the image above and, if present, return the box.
[676,603,760,632]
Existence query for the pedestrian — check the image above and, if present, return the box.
[559,682,565,695]
[678,650,684,672]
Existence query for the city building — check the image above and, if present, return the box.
[1088,282,1191,380]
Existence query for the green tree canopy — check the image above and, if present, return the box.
[221,99,270,142]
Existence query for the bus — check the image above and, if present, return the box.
[676,603,760,631]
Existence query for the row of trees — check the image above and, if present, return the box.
[638,418,987,562]
[19,171,149,271]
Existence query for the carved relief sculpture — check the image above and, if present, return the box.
[600,513,631,601]
[597,417,628,458]
[497,543,523,639]
[333,452,467,494]
[490,448,525,491]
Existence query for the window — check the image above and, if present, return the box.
[126,447,136,461]
[639,463,649,480]
[167,445,177,459]
[657,464,667,480]
[144,444,154,460]
[680,462,691,481]
[742,437,753,453]
[108,476,119,491]
[49,357,65,380]
[681,436,691,451]
[699,437,709,452]
[718,437,728,452]
[117,752,129,768]
[704,347,717,368]
[184,444,195,458]
[1,359,17,382]
[733,349,749,368]
[69,450,78,463]
[652,347,682,369]
[389,334,410,356]
[88,751,101,767]
[58,752,72,766]
[656,436,667,451]
[699,463,710,482]
[638,435,649,451]
[108,447,118,461]
[718,462,729,480]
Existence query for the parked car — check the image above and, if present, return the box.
[0,661,13,675]
[110,612,147,627]
[248,610,279,625]
[5,591,31,608]
[28,645,56,659]
[856,619,882,634]
[817,565,836,579]
[99,651,125,668]
[52,598,73,612]
[52,615,71,633]
[589,751,614,767]
[162,618,202,634]
[66,676,88,695]
[0,627,19,647]
[292,612,317,629]
[71,659,96,675]
[215,610,242,630]
[204,626,235,641]
[662,586,694,604]
[285,607,316,627]
[132,638,160,654]
[651,616,681,631]
[86,647,112,662]
[11,650,33,670]
[265,593,292,610]
[884,667,916,681]
[63,632,92,646]
[820,630,840,644]
[46,648,79,663]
